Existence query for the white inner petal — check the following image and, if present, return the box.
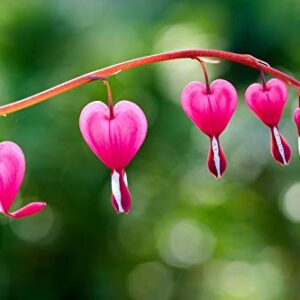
[211,136,221,178]
[273,127,287,165]
[111,170,125,213]
[123,172,128,187]
[298,137,300,157]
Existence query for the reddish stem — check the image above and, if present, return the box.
[0,49,299,116]
[194,57,211,93]
[260,70,268,91]
[103,80,114,119]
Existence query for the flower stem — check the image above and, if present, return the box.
[103,80,114,119]
[260,70,268,91]
[194,57,211,93]
[0,49,299,116]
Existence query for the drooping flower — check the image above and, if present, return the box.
[0,141,46,218]
[293,107,300,155]
[79,100,147,214]
[181,79,238,178]
[245,78,291,165]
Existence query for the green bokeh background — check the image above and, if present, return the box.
[0,0,299,299]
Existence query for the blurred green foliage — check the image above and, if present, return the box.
[0,0,299,299]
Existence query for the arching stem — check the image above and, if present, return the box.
[0,49,299,116]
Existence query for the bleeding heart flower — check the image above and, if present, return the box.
[181,79,238,178]
[79,100,147,214]
[245,78,291,166]
[294,107,300,155]
[0,141,46,219]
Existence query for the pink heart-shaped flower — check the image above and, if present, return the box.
[0,141,46,219]
[181,79,238,137]
[80,100,147,170]
[79,100,148,213]
[181,79,238,178]
[245,78,288,127]
[245,78,291,166]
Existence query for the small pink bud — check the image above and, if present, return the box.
[245,78,291,166]
[80,100,148,214]
[0,141,46,219]
[181,79,238,178]
[294,107,300,155]
[294,107,300,135]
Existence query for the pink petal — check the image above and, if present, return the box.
[181,79,238,137]
[207,137,227,178]
[294,107,300,136]
[0,141,25,213]
[245,79,288,127]
[6,202,46,219]
[270,127,291,166]
[110,169,131,214]
[80,100,148,170]
[294,108,300,156]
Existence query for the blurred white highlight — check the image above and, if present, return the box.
[154,24,224,102]
[10,205,54,242]
[157,219,216,268]
[281,182,300,222]
[127,262,173,300]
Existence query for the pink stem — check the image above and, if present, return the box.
[103,80,114,119]
[0,49,299,115]
[194,57,211,94]
[260,70,268,91]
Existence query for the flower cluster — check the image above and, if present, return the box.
[1,57,299,217]
[77,73,299,214]
[180,65,299,182]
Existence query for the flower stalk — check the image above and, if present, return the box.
[103,80,114,119]
[194,57,211,94]
[0,49,299,116]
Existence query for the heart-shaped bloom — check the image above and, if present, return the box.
[245,78,291,165]
[181,79,238,178]
[80,100,147,214]
[0,141,46,218]
[294,107,300,155]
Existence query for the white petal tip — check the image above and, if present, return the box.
[111,170,125,213]
[211,137,221,178]
[273,127,287,165]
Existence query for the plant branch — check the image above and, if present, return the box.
[0,49,299,115]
